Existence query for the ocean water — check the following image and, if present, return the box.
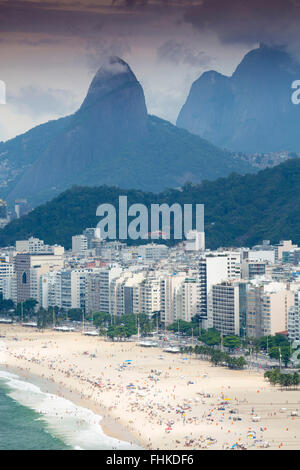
[0,370,138,450]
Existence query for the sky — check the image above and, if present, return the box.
[0,0,300,141]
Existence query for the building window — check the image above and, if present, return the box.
[22,272,27,284]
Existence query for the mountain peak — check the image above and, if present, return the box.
[177,44,300,153]
[80,56,139,111]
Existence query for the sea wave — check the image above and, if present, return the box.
[0,369,139,450]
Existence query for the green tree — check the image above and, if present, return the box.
[199,328,221,347]
[223,335,241,351]
[93,312,111,328]
[37,308,52,329]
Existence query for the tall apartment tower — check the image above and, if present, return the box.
[208,281,247,336]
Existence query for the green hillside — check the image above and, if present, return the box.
[1,158,300,249]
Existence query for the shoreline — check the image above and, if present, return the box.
[0,363,143,450]
[2,325,300,450]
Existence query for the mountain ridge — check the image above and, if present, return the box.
[177,44,300,153]
[0,56,254,207]
[1,157,300,249]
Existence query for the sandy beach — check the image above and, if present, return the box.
[1,325,300,450]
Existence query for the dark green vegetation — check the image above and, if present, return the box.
[254,334,292,367]
[181,344,247,370]
[0,57,252,207]
[1,157,300,249]
[264,369,300,389]
[93,312,155,340]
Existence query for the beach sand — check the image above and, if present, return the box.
[1,325,300,450]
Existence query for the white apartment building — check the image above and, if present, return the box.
[185,230,205,251]
[14,253,64,304]
[16,237,45,253]
[0,260,14,294]
[136,244,169,262]
[241,259,267,280]
[52,269,94,311]
[208,281,246,336]
[72,235,88,254]
[40,271,58,309]
[15,237,64,256]
[109,271,134,318]
[175,277,199,323]
[275,240,298,261]
[160,272,187,325]
[247,281,295,337]
[198,255,229,319]
[287,287,300,343]
[85,267,123,314]
[139,276,161,316]
[2,273,17,304]
[247,250,275,263]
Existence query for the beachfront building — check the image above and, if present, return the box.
[246,284,264,338]
[138,276,161,317]
[54,269,97,311]
[14,252,64,304]
[208,281,247,336]
[288,289,300,343]
[0,259,14,294]
[174,276,199,323]
[109,271,133,318]
[160,272,187,325]
[2,273,17,304]
[85,267,123,314]
[85,271,102,314]
[40,271,58,309]
[260,285,294,336]
[246,281,295,338]
[109,271,148,318]
[198,255,230,320]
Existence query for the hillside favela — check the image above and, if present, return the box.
[2,0,300,457]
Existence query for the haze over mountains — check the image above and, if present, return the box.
[177,44,300,153]
[1,45,299,210]
[0,57,252,207]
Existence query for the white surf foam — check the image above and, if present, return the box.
[0,369,140,450]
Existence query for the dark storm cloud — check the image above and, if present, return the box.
[0,0,182,39]
[157,39,211,67]
[183,0,300,46]
[111,0,148,6]
[0,1,106,37]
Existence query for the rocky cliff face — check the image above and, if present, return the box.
[177,44,300,153]
[8,57,148,202]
